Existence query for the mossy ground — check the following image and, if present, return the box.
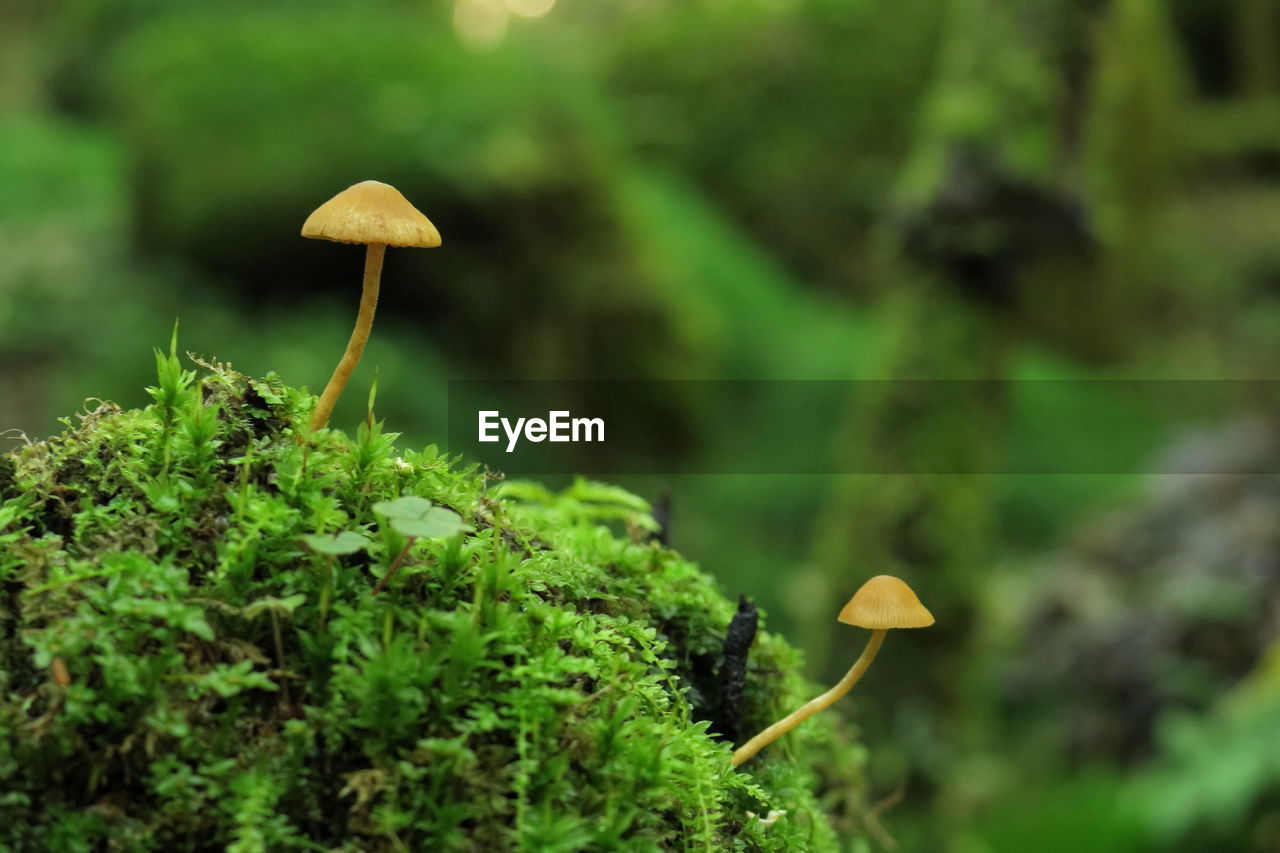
[0,344,867,852]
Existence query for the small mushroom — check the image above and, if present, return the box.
[302,180,441,431]
[731,574,933,767]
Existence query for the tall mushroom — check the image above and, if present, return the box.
[302,180,441,431]
[731,574,933,767]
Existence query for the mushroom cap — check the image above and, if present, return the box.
[301,180,441,248]
[837,575,934,629]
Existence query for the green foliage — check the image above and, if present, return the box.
[0,113,128,380]
[0,355,866,850]
[974,766,1147,853]
[1129,644,1280,848]
[613,0,946,295]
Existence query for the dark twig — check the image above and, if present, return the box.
[649,489,672,547]
[713,595,758,743]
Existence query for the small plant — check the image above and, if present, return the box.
[732,574,934,766]
[301,530,370,622]
[370,495,469,594]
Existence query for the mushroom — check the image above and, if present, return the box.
[731,574,933,767]
[302,180,441,431]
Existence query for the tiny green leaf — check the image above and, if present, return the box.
[389,506,470,540]
[372,496,435,520]
[243,594,307,620]
[302,531,371,556]
[182,612,215,642]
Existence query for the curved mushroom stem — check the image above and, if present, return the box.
[310,242,386,431]
[731,628,886,767]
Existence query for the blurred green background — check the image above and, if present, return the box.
[4,0,1280,849]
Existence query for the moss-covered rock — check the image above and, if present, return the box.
[0,348,866,851]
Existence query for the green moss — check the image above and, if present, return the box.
[0,348,865,851]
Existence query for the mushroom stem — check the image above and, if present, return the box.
[731,628,886,767]
[310,242,386,431]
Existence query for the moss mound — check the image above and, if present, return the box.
[0,348,865,851]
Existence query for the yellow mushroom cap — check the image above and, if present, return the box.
[837,575,934,629]
[301,180,441,248]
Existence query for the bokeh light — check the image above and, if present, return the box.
[504,0,557,18]
[453,0,509,51]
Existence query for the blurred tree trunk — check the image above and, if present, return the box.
[800,0,1189,842]
[1084,0,1189,350]
[799,0,1092,843]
